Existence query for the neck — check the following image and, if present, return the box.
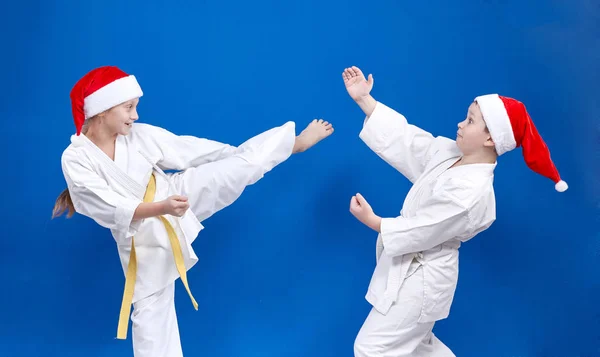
[459,150,497,166]
[83,122,118,160]
[84,122,118,146]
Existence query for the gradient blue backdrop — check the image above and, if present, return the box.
[2,0,598,356]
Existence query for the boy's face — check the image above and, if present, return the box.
[456,101,495,155]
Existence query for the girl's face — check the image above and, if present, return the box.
[456,101,495,155]
[99,98,140,136]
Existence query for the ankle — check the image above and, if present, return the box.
[292,136,307,154]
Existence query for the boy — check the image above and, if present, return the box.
[342,66,567,356]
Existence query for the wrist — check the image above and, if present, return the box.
[157,200,168,216]
[355,95,377,117]
[355,94,372,104]
[133,201,165,220]
[366,213,382,233]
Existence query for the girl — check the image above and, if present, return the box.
[342,66,567,356]
[52,65,334,357]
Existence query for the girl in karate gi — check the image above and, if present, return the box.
[52,65,334,357]
[342,66,567,356]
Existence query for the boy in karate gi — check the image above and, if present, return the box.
[342,66,567,356]
[52,65,334,357]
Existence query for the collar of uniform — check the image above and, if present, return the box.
[447,161,497,177]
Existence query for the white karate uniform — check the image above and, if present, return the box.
[353,102,497,356]
[61,121,297,357]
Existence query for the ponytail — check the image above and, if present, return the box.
[52,188,75,218]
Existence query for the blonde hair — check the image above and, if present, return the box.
[52,114,102,219]
[52,188,75,218]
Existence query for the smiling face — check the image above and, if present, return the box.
[98,98,140,135]
[456,101,496,155]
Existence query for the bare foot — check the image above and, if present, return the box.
[293,119,334,153]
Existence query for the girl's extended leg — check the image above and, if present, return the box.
[172,120,333,222]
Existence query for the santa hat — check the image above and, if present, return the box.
[70,66,143,135]
[474,94,568,192]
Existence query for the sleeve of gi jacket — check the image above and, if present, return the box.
[61,149,143,240]
[379,188,473,257]
[359,101,441,183]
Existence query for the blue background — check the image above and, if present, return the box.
[2,0,598,356]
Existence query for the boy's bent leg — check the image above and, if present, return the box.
[416,332,456,357]
[131,283,182,357]
[354,308,435,357]
[354,266,438,357]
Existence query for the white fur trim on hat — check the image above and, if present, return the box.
[555,180,568,192]
[475,94,517,156]
[83,75,143,119]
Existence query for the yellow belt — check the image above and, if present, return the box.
[116,173,198,340]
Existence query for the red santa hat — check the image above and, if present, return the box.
[474,94,568,192]
[70,66,143,135]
